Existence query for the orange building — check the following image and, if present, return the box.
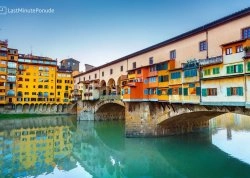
[122,66,148,101]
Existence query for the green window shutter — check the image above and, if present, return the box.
[217,68,220,74]
[178,87,182,95]
[227,88,231,96]
[157,89,161,95]
[196,87,201,96]
[128,88,131,94]
[226,66,230,74]
[208,69,211,75]
[248,62,250,71]
[168,88,172,95]
[158,76,161,82]
[238,64,243,73]
[231,66,234,73]
[237,87,243,96]
[202,89,207,97]
[183,88,188,96]
[212,68,215,74]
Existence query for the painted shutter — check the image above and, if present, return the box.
[202,89,207,96]
[227,88,231,96]
[168,88,172,95]
[226,66,230,74]
[157,89,161,95]
[128,88,131,94]
[178,87,182,95]
[183,88,188,96]
[248,62,250,71]
[196,87,201,96]
[238,64,243,73]
[237,87,243,96]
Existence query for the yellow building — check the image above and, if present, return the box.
[0,40,74,108]
[56,69,73,104]
[16,54,57,105]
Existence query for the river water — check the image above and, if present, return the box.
[0,113,250,178]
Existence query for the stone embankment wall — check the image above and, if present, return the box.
[0,103,77,115]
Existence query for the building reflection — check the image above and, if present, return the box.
[0,116,75,177]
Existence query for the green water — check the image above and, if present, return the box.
[0,114,250,178]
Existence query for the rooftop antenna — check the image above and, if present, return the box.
[30,45,33,55]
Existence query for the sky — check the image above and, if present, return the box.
[0,0,250,71]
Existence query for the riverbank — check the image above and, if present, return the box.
[0,113,76,120]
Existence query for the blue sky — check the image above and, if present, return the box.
[0,0,250,71]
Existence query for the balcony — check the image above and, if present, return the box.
[199,56,223,66]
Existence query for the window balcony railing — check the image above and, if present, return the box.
[199,56,223,66]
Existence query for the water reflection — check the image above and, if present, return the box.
[211,113,250,165]
[0,114,250,178]
[0,116,78,177]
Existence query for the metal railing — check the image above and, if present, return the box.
[199,56,223,66]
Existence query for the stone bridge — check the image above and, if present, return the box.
[125,102,250,137]
[76,95,125,121]
[76,98,250,137]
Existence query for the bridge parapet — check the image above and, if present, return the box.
[100,95,121,101]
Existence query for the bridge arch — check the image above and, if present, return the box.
[95,101,125,120]
[95,99,125,113]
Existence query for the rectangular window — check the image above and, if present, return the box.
[149,57,154,65]
[204,69,211,76]
[199,41,207,51]
[137,69,141,74]
[158,75,169,82]
[227,87,243,96]
[110,69,113,75]
[144,89,148,95]
[242,27,250,39]
[170,71,181,79]
[133,62,136,69]
[150,65,156,72]
[102,71,104,77]
[226,48,232,55]
[149,77,157,83]
[212,67,220,75]
[207,88,217,96]
[95,73,97,79]
[120,66,123,72]
[170,50,176,59]
[156,62,167,71]
[184,69,197,78]
[226,64,243,74]
[236,45,243,53]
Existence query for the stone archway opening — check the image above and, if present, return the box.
[100,80,107,96]
[107,78,116,95]
[95,103,125,120]
[117,76,122,95]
